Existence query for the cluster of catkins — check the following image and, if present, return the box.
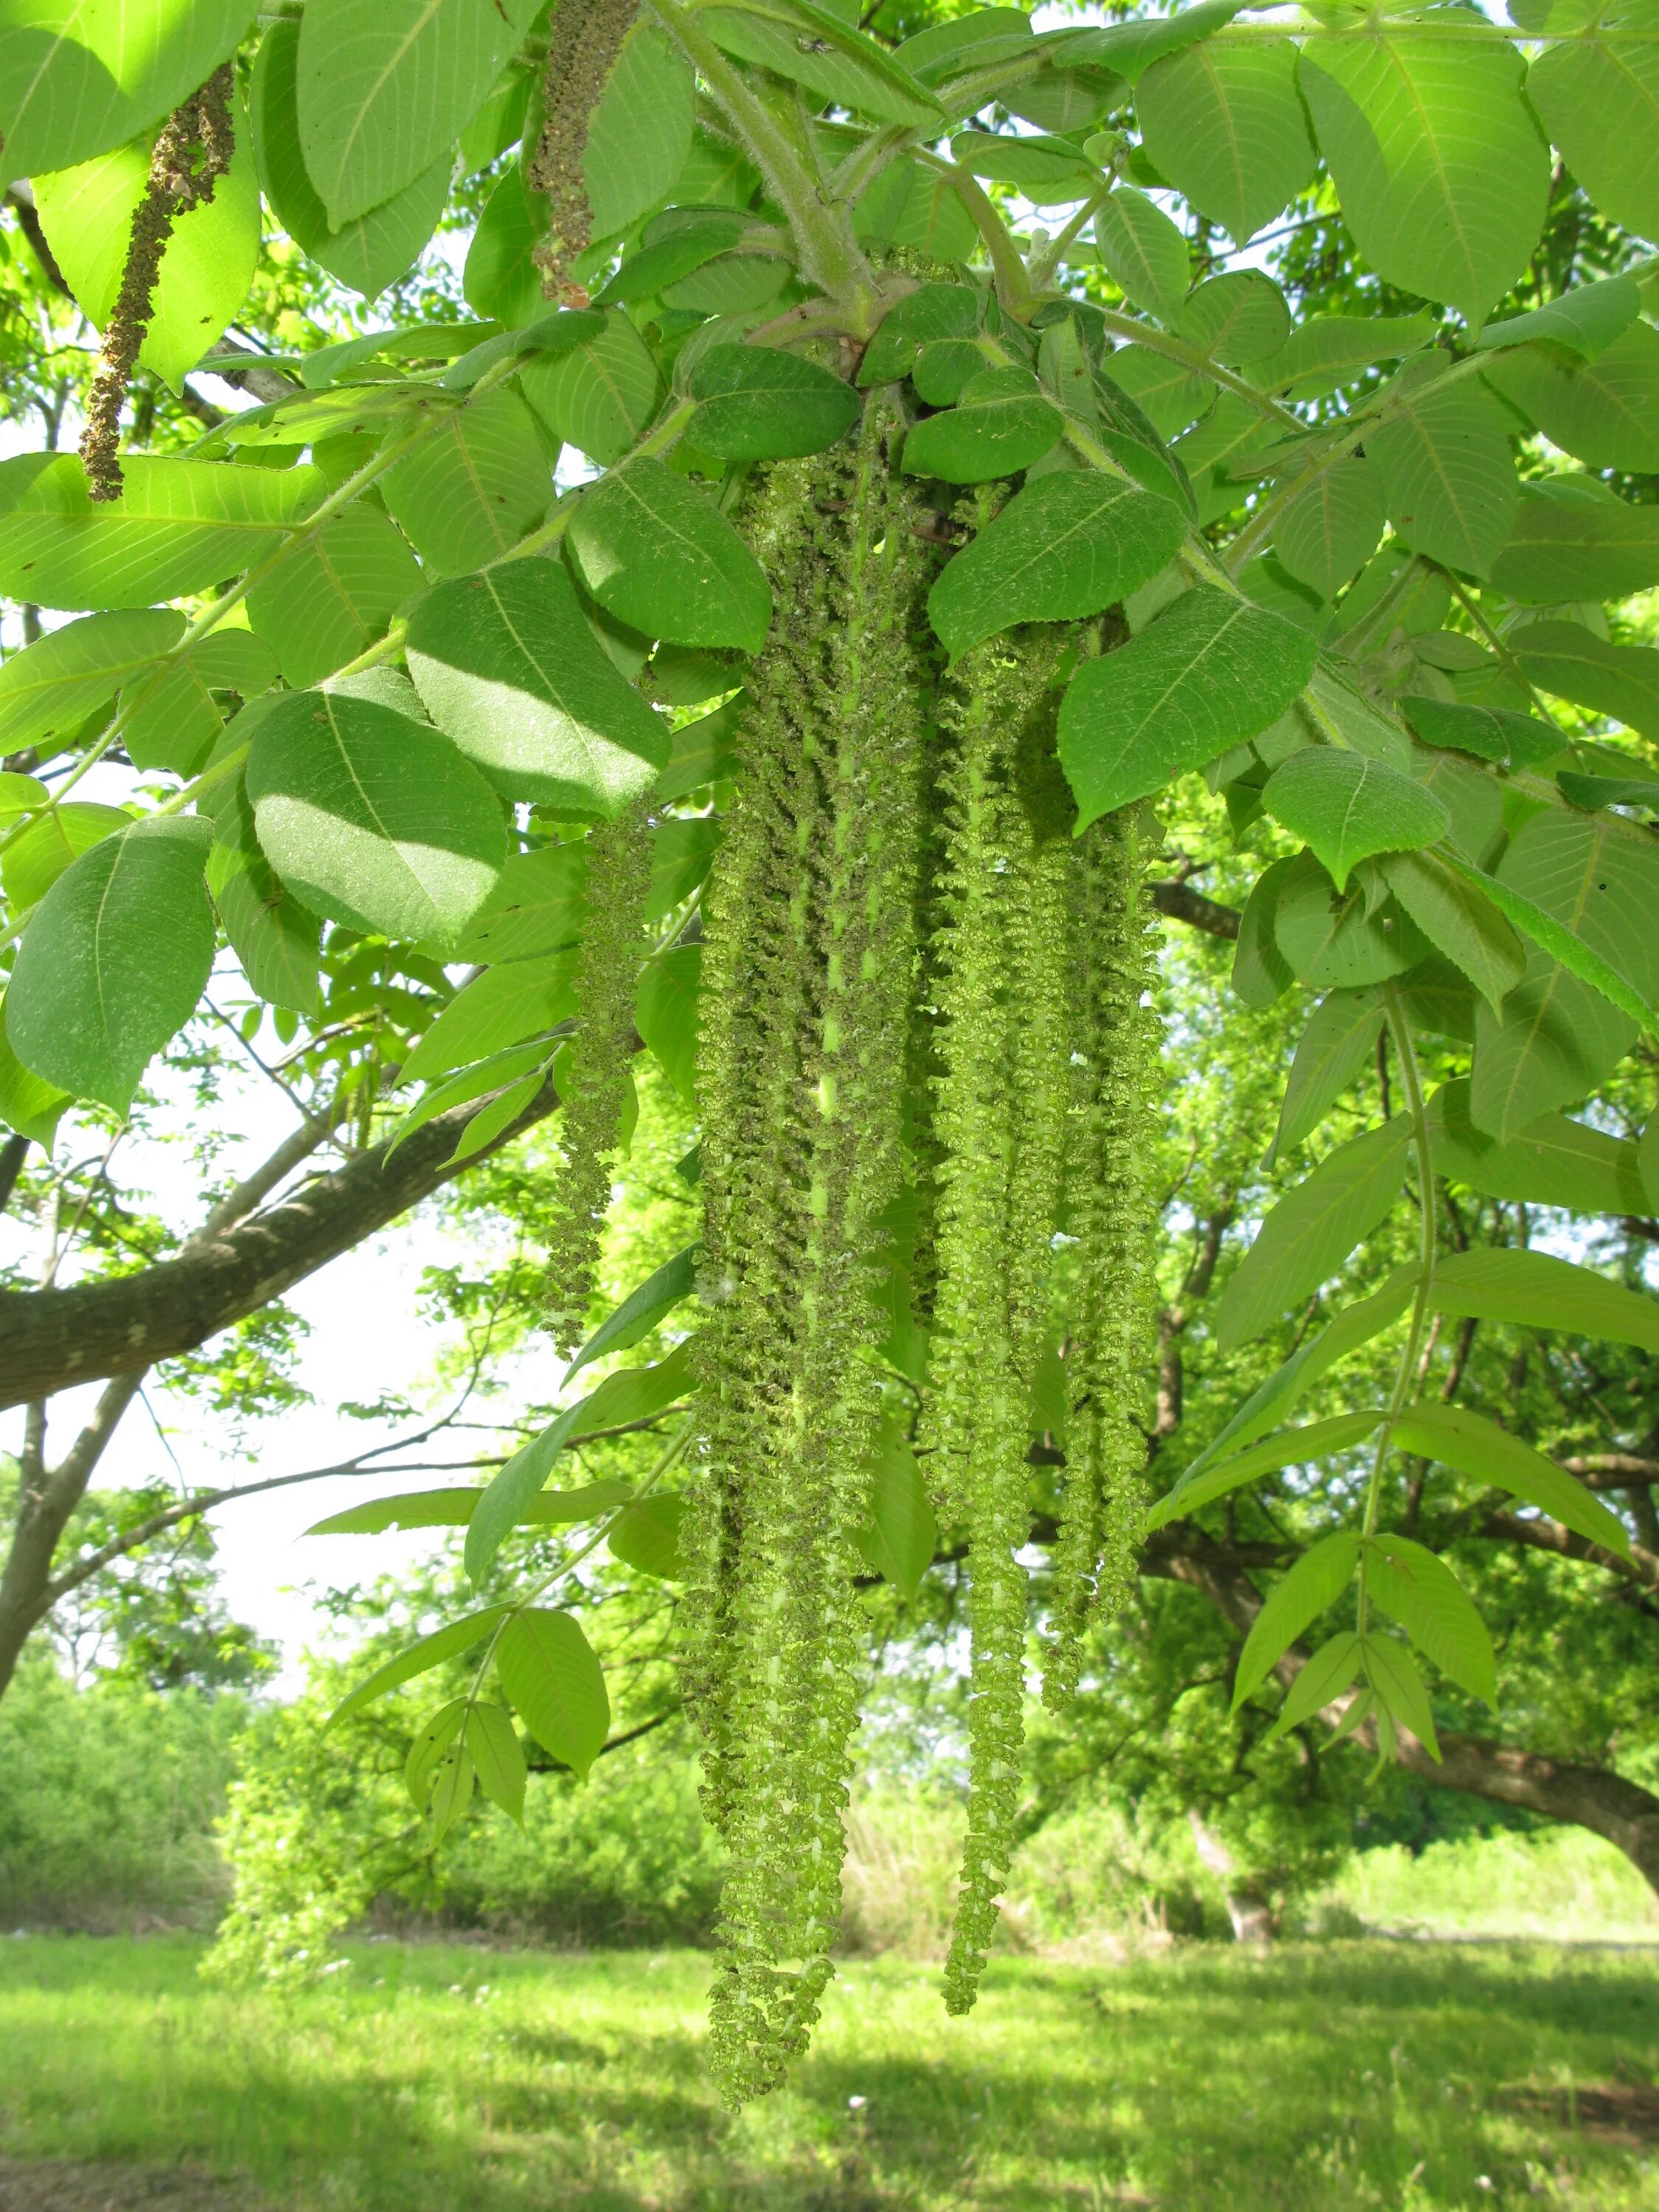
[556,411,1160,2104]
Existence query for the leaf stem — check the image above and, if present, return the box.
[1353,985,1436,1637]
[645,0,877,321]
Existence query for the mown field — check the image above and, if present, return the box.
[0,1937,1656,2209]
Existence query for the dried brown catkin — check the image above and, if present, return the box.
[80,65,236,501]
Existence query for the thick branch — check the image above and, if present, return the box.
[1149,880,1240,939]
[0,1081,557,1411]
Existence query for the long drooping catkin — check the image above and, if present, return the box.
[1043,807,1161,1707]
[686,403,937,2105]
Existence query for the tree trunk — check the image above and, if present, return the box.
[1186,1809,1279,1942]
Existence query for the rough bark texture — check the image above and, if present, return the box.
[0,1082,557,1411]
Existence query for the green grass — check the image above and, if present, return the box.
[0,1935,1655,2209]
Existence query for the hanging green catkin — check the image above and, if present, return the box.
[687,402,935,2106]
[1042,807,1160,1709]
[527,0,639,304]
[543,807,651,1353]
[80,65,235,498]
[928,627,1072,2017]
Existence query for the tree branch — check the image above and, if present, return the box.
[0,1079,559,1410]
[1149,880,1240,940]
[1138,1526,1659,1895]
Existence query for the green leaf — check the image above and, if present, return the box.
[608,1494,687,1579]
[566,1244,700,1382]
[312,1488,495,1535]
[1475,276,1641,361]
[1509,619,1659,742]
[1380,850,1526,1012]
[1484,321,1659,473]
[897,8,1029,81]
[327,1606,512,1728]
[380,389,552,579]
[7,816,213,1112]
[246,504,423,689]
[1261,748,1448,891]
[1272,987,1385,1161]
[519,310,664,468]
[0,453,324,611]
[1262,1631,1363,1745]
[1184,1266,1417,1481]
[405,1698,468,1814]
[927,472,1186,661]
[570,1338,698,1439]
[406,563,669,815]
[1455,811,1659,1029]
[0,0,254,178]
[1361,1634,1439,1760]
[495,1608,609,1778]
[855,1427,939,1601]
[688,346,861,461]
[1527,27,1659,260]
[1367,372,1519,577]
[566,458,771,653]
[1430,1077,1648,1214]
[296,0,543,226]
[0,802,128,914]
[1273,458,1387,603]
[120,630,277,778]
[1558,772,1659,814]
[1093,188,1190,321]
[901,366,1064,485]
[207,786,322,1018]
[1060,585,1318,831]
[1431,1245,1659,1359]
[1147,1411,1387,1534]
[1470,942,1637,1141]
[1138,38,1314,243]
[1054,1,1242,85]
[460,161,543,326]
[582,21,695,239]
[1273,852,1431,991]
[1298,29,1549,327]
[1366,1534,1495,1704]
[703,0,943,126]
[1390,1400,1630,1554]
[467,1703,526,1824]
[636,944,701,1104]
[0,608,181,758]
[859,283,980,388]
[1256,313,1436,400]
[595,214,747,305]
[1233,1530,1362,1709]
[1397,695,1565,770]
[948,128,1099,203]
[1213,1116,1412,1353]
[399,954,575,1086]
[0,1016,71,1150]
[245,689,505,952]
[655,694,741,804]
[251,18,447,298]
[453,842,587,964]
[1100,343,1213,441]
[36,119,259,391]
[1231,855,1298,1010]
[426,1736,476,1842]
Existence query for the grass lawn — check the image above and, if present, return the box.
[0,1935,1655,2209]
